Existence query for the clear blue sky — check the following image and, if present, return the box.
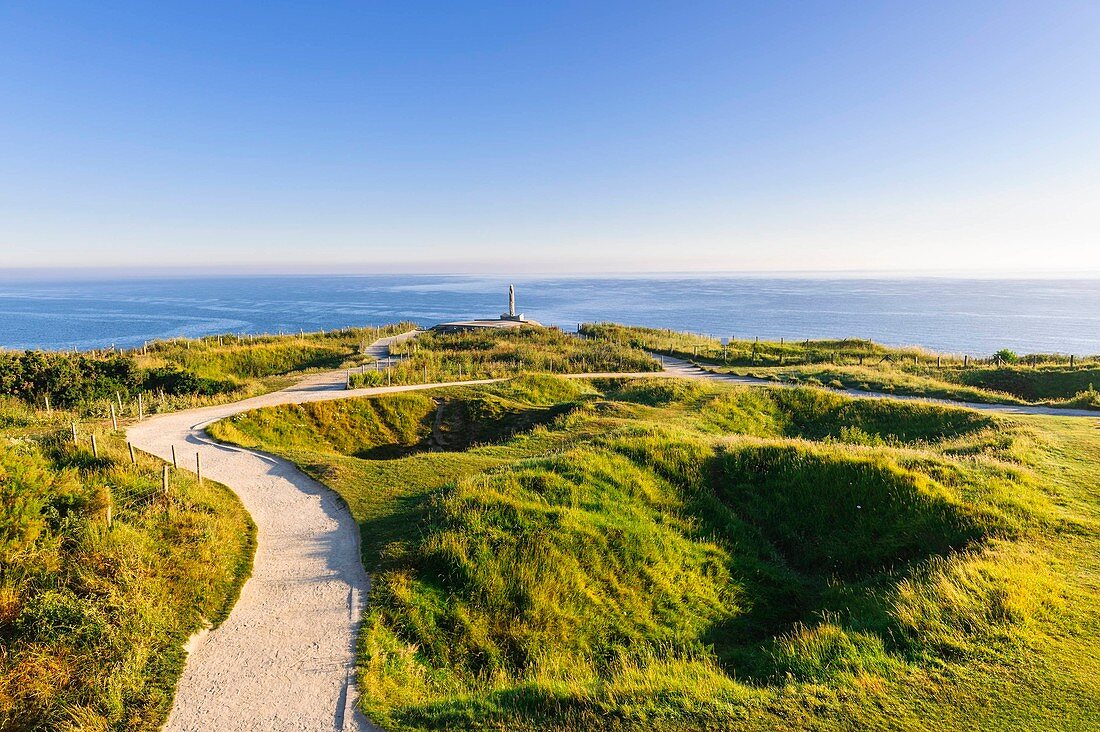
[2,1,1098,273]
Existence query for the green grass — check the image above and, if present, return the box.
[583,323,1100,410]
[0,397,255,731]
[1,323,417,417]
[348,327,658,388]
[210,374,1100,730]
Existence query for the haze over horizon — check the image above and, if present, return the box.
[3,2,1099,274]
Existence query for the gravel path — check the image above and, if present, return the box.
[129,337,1098,731]
[126,332,499,732]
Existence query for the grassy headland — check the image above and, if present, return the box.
[348,327,659,388]
[210,372,1100,730]
[1,323,416,417]
[582,323,1100,409]
[0,398,255,730]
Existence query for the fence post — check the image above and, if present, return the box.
[171,445,177,469]
[163,465,169,499]
[44,394,51,416]
[138,393,144,421]
[110,403,118,431]
[196,452,202,484]
[91,434,99,459]
[71,422,78,442]
[128,441,136,464]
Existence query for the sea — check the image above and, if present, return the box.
[1,274,1099,356]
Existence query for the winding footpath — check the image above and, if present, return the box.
[129,337,1099,731]
[127,332,498,732]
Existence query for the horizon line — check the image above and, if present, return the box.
[2,266,1100,282]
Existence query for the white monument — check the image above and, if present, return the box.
[501,284,525,322]
[432,283,541,332]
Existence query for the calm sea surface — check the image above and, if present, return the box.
[1,274,1098,356]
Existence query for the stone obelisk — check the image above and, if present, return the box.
[508,284,516,318]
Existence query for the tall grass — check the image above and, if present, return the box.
[0,403,254,730]
[0,323,417,416]
[349,327,659,388]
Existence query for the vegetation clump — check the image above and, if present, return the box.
[0,399,254,730]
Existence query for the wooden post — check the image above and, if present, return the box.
[171,445,177,468]
[71,422,78,442]
[937,355,941,368]
[964,355,969,368]
[138,393,144,421]
[196,452,202,484]
[110,403,118,431]
[116,391,123,413]
[44,394,51,415]
[106,499,113,528]
[91,434,99,459]
[128,441,136,464]
[162,465,169,497]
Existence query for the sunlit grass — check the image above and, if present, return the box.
[213,374,1100,730]
[0,404,254,730]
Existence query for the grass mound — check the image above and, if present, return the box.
[211,376,1095,730]
[210,388,583,460]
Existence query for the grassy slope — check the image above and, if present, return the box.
[582,323,1100,410]
[211,374,1100,731]
[0,398,255,731]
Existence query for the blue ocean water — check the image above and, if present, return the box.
[1,274,1098,356]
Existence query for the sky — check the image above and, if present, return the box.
[2,1,1098,274]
